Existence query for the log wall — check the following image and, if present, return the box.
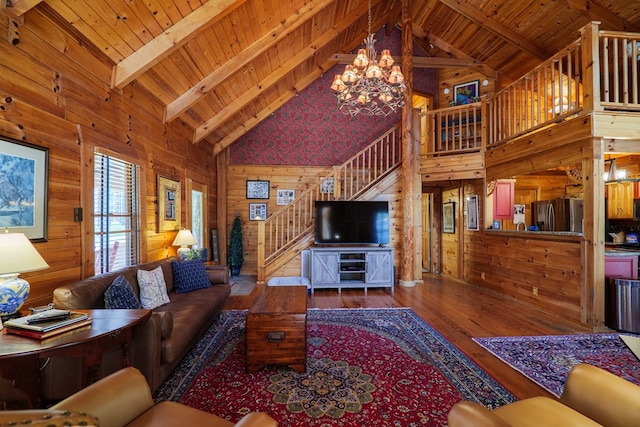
[0,9,218,308]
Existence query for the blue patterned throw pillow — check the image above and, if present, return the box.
[105,275,142,309]
[172,259,211,293]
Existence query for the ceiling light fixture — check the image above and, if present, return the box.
[330,0,406,117]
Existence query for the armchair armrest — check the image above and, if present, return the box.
[560,363,640,427]
[448,401,512,427]
[235,412,278,427]
[52,367,154,427]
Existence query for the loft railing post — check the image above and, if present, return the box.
[581,21,602,112]
[256,220,265,285]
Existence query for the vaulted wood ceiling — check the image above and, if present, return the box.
[3,0,639,154]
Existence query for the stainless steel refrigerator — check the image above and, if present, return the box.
[533,198,584,232]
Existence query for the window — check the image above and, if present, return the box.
[94,152,140,273]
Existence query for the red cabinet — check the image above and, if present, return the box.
[605,255,639,279]
[493,180,514,220]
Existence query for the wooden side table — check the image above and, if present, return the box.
[0,309,150,408]
[246,286,307,373]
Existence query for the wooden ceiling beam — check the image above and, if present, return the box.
[0,0,42,17]
[193,0,385,144]
[111,0,246,89]
[412,23,499,79]
[165,0,336,123]
[438,0,551,61]
[566,0,640,32]
[331,53,483,69]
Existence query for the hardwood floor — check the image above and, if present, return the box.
[224,273,594,400]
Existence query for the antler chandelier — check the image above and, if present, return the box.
[330,0,406,117]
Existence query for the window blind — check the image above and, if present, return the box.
[94,152,140,273]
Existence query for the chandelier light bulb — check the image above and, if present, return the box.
[365,62,383,80]
[388,66,404,85]
[354,49,370,68]
[379,49,394,68]
[341,65,357,85]
[331,75,346,92]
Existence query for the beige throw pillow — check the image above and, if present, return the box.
[137,266,170,309]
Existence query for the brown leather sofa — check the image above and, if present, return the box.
[448,363,640,426]
[0,367,277,427]
[43,257,231,400]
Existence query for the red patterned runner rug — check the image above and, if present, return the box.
[155,308,514,426]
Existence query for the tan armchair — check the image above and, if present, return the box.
[448,363,640,427]
[0,367,277,427]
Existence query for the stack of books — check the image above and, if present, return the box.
[4,309,92,339]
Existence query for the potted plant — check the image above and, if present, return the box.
[228,215,243,276]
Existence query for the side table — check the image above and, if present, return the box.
[0,309,150,408]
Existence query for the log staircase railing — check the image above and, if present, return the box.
[257,124,402,282]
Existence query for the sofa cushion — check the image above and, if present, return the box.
[104,275,142,309]
[172,260,211,293]
[137,266,170,309]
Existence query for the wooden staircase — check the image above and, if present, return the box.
[256,124,402,283]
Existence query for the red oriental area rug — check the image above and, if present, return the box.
[154,308,515,427]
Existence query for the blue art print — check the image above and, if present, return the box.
[0,153,36,228]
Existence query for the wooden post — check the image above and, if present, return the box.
[399,0,416,287]
[216,148,228,269]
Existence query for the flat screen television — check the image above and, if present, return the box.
[314,200,389,245]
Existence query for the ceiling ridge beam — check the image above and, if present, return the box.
[0,0,42,18]
[165,0,336,123]
[439,0,551,61]
[193,0,385,144]
[111,0,246,89]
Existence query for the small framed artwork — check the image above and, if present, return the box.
[249,203,267,220]
[443,202,455,234]
[320,177,334,194]
[158,175,181,232]
[453,80,479,105]
[0,137,49,241]
[466,195,479,231]
[277,189,295,205]
[246,180,270,199]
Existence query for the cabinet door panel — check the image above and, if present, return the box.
[311,252,340,284]
[365,251,393,284]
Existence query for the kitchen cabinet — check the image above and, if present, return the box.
[493,180,514,220]
[605,254,639,279]
[607,181,635,219]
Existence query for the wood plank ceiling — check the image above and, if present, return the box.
[3,0,640,155]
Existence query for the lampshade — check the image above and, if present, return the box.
[172,229,197,247]
[172,229,198,260]
[0,231,49,319]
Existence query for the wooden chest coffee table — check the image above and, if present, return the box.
[246,285,307,373]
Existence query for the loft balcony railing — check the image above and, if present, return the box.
[257,125,402,282]
[487,22,640,147]
[421,22,640,156]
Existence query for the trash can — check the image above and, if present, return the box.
[606,278,640,333]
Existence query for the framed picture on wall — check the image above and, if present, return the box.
[249,203,267,220]
[0,137,49,241]
[443,202,455,234]
[466,195,479,231]
[276,189,295,205]
[158,175,181,232]
[453,80,479,105]
[246,180,270,199]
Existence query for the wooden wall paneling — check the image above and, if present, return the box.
[468,233,584,322]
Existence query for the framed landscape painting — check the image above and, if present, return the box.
[0,137,48,241]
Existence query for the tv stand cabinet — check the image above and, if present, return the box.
[310,247,394,294]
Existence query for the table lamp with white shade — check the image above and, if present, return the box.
[0,230,49,320]
[172,229,198,260]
